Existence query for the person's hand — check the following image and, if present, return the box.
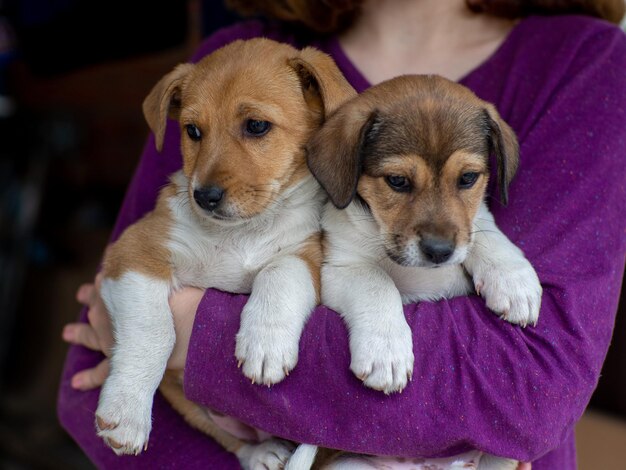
[62,273,112,390]
[166,286,204,370]
[518,463,531,469]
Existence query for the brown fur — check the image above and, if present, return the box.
[159,371,246,453]
[297,233,323,302]
[103,185,177,280]
[307,75,519,262]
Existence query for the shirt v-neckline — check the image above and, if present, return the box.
[323,16,529,93]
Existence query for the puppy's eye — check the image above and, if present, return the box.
[458,172,479,189]
[245,119,271,136]
[186,124,202,141]
[386,175,410,192]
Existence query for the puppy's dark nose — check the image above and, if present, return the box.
[193,186,224,211]
[419,237,455,264]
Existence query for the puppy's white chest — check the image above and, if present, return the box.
[384,261,472,303]
[163,172,321,294]
[169,229,278,294]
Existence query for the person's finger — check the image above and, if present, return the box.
[76,283,95,305]
[86,296,110,326]
[86,304,101,326]
[71,359,110,390]
[86,304,113,340]
[517,463,531,470]
[95,271,104,290]
[62,323,102,351]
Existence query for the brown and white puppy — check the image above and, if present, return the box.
[292,75,541,470]
[95,38,355,468]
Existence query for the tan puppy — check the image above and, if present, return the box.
[289,75,541,469]
[94,38,355,469]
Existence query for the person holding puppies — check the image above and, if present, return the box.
[60,0,626,469]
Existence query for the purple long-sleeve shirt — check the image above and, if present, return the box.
[58,15,626,469]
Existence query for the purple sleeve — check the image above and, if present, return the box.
[56,21,267,467]
[182,26,626,463]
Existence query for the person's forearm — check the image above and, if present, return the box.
[182,286,593,462]
[168,287,204,370]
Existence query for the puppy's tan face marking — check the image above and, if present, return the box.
[358,150,489,267]
[179,52,316,222]
[143,39,356,225]
[352,83,497,266]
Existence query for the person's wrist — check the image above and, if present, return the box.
[168,287,204,370]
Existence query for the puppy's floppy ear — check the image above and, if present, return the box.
[288,47,357,120]
[307,102,379,209]
[484,104,519,206]
[142,63,194,151]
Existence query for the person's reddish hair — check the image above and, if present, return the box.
[226,0,362,33]
[466,0,625,23]
[226,0,625,33]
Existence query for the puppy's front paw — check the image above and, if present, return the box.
[349,322,414,394]
[95,389,152,455]
[235,320,299,386]
[237,439,295,470]
[473,259,542,327]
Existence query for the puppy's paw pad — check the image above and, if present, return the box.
[104,437,127,451]
[96,396,151,455]
[96,419,150,456]
[96,416,116,431]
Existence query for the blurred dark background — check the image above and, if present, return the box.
[0,1,242,467]
[0,1,624,468]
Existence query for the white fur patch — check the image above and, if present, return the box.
[236,255,318,385]
[322,261,414,394]
[167,172,323,293]
[97,272,174,455]
[463,202,542,327]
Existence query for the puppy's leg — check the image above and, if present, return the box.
[463,202,542,327]
[323,264,414,394]
[96,272,174,455]
[160,371,294,470]
[236,252,318,385]
[160,371,246,453]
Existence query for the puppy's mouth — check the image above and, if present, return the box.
[207,210,232,220]
[384,243,469,268]
[385,249,439,268]
[385,249,416,267]
[201,209,249,226]
[198,203,275,227]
